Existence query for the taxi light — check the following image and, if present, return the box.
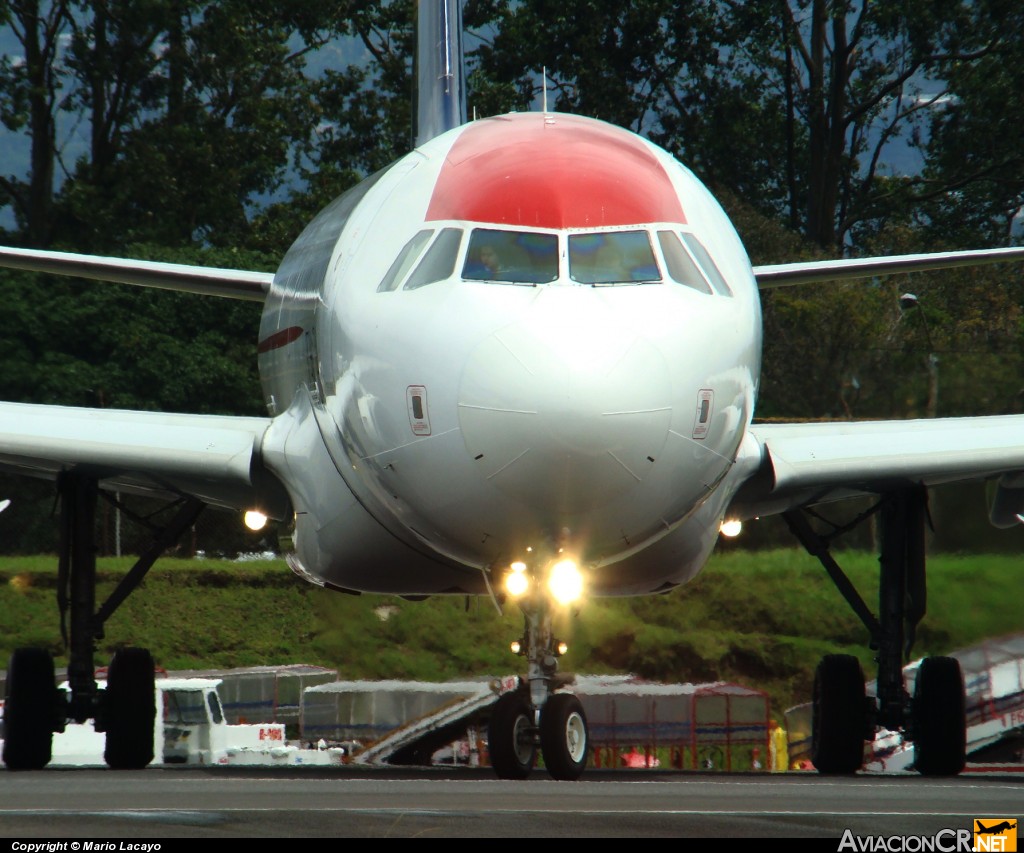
[510,640,522,655]
[719,519,742,538]
[548,559,583,605]
[244,510,268,531]
[556,641,569,656]
[505,570,529,598]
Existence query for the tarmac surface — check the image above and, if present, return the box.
[0,766,1019,838]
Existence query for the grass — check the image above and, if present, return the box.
[0,549,1019,718]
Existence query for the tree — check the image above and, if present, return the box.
[719,0,1024,252]
[58,0,346,251]
[256,0,418,244]
[1,1,368,252]
[0,0,72,247]
[915,2,1024,247]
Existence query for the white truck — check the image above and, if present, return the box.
[154,677,289,765]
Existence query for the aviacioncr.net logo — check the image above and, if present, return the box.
[838,829,973,852]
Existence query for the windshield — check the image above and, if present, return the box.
[658,231,713,294]
[405,227,464,290]
[680,233,733,296]
[568,230,660,284]
[377,229,433,292]
[462,228,558,284]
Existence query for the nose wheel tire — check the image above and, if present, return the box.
[912,656,966,777]
[811,654,866,774]
[2,648,60,770]
[540,693,589,781]
[488,692,536,779]
[103,647,156,770]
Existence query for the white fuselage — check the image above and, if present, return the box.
[256,113,762,596]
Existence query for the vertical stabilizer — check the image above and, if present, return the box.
[414,0,467,147]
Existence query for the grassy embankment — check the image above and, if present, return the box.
[0,549,1019,718]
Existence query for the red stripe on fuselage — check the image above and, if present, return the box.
[425,113,686,229]
[257,325,304,354]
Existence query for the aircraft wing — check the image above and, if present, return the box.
[753,246,1024,288]
[0,246,272,301]
[0,402,288,516]
[730,415,1024,524]
[0,248,285,515]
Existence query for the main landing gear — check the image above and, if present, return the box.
[3,473,204,770]
[784,486,966,776]
[487,581,589,781]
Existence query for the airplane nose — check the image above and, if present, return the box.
[458,289,672,513]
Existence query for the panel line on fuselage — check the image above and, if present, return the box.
[484,448,532,480]
[602,407,674,416]
[667,428,736,465]
[458,404,539,415]
[357,426,462,462]
[606,450,644,482]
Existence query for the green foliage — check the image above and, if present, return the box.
[0,250,265,414]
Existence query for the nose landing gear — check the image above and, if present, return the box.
[487,590,589,780]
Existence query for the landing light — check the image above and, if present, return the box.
[548,559,583,605]
[504,563,529,598]
[244,510,268,531]
[719,519,742,538]
[556,641,569,656]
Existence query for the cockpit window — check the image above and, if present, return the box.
[377,229,433,292]
[404,227,463,290]
[568,230,660,284]
[657,231,712,294]
[463,229,558,284]
[680,233,733,297]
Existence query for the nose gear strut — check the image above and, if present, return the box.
[487,584,588,780]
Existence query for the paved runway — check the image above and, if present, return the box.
[0,767,1019,838]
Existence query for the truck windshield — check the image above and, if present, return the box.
[164,690,208,725]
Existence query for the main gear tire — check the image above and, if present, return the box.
[2,648,60,771]
[103,648,156,770]
[913,655,965,777]
[811,654,866,774]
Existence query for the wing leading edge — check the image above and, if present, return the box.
[0,246,272,301]
[753,246,1024,288]
[0,402,289,517]
[730,415,1024,524]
